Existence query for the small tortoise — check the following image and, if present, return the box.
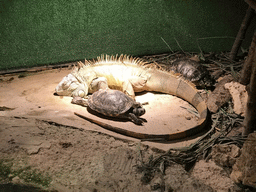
[72,89,146,125]
[170,59,215,88]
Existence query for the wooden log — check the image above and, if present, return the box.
[245,0,256,11]
[242,32,256,135]
[243,57,256,135]
[229,6,254,61]
[240,30,256,85]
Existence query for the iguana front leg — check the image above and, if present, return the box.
[90,77,109,93]
[123,76,147,99]
[123,80,135,99]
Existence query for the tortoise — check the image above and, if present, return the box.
[72,89,146,125]
[170,59,215,88]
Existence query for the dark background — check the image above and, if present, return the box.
[0,0,255,70]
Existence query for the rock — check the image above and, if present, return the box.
[24,141,52,155]
[207,75,233,113]
[192,160,235,192]
[162,163,214,192]
[224,82,248,117]
[11,176,24,184]
[150,176,165,191]
[211,144,241,167]
[231,133,256,188]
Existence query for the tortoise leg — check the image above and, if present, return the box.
[116,113,144,125]
[71,96,88,107]
[127,113,144,125]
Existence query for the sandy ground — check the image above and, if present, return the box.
[0,68,204,150]
[0,68,237,191]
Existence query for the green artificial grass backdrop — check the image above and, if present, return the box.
[0,0,254,70]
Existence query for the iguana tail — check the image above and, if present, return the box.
[144,68,208,137]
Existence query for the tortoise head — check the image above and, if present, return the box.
[196,75,216,89]
[132,102,146,116]
[55,73,88,98]
[133,107,146,116]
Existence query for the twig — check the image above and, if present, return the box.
[160,37,174,53]
[180,106,199,118]
[174,37,190,55]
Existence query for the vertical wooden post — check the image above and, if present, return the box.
[240,31,256,135]
[229,6,254,61]
[243,60,256,135]
[240,31,256,85]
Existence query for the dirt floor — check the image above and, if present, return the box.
[0,68,202,150]
[0,67,239,191]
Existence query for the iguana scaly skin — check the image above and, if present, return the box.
[55,54,209,141]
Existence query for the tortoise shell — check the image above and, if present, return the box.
[88,89,134,117]
[170,59,214,87]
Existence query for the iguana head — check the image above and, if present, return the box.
[55,73,88,98]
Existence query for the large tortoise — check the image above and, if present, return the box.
[72,89,146,125]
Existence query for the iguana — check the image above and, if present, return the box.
[55,54,209,141]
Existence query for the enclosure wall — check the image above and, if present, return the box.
[0,0,254,70]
